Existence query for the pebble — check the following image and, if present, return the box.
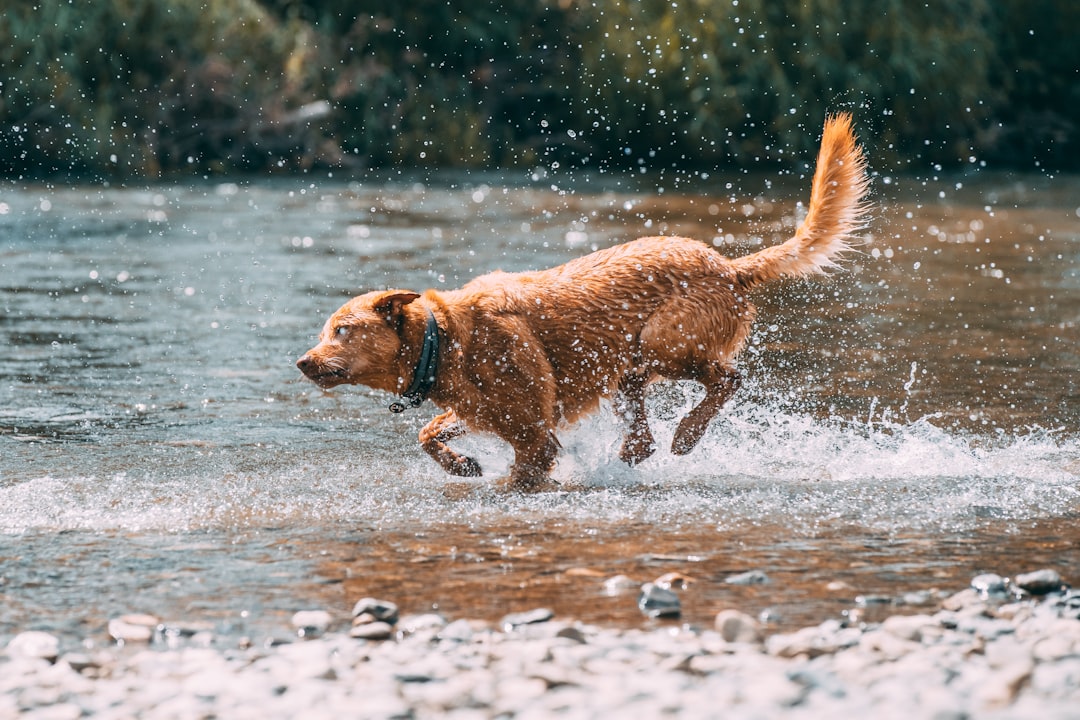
[637,582,681,619]
[348,621,394,641]
[602,574,638,595]
[398,612,446,630]
[290,610,332,637]
[107,614,159,644]
[653,571,695,590]
[351,597,399,625]
[900,589,937,606]
[440,618,491,642]
[3,571,1080,718]
[714,609,762,643]
[724,569,769,585]
[1015,569,1064,595]
[501,608,554,630]
[5,632,60,664]
[972,572,1009,597]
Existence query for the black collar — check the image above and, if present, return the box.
[388,308,440,413]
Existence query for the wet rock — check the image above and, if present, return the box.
[854,594,893,607]
[108,614,159,644]
[900,589,937,606]
[349,621,394,641]
[502,608,554,630]
[714,609,762,643]
[159,621,215,648]
[555,625,588,644]
[724,570,769,585]
[351,597,399,625]
[972,573,1009,598]
[758,608,782,625]
[5,631,60,662]
[1015,569,1064,595]
[291,610,332,637]
[602,574,637,595]
[653,571,696,590]
[638,583,681,619]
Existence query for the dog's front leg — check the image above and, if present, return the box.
[419,410,483,477]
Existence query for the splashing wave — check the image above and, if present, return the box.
[3,391,1076,535]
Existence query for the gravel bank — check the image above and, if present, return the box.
[4,571,1079,719]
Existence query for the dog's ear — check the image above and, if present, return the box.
[372,291,420,325]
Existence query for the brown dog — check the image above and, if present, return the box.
[298,114,869,491]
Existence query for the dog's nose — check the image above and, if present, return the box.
[296,355,314,374]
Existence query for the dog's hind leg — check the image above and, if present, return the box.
[419,410,483,477]
[671,367,741,455]
[615,370,656,465]
[638,285,752,457]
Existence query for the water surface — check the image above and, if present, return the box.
[1,170,1078,646]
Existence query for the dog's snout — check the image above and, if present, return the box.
[296,354,315,374]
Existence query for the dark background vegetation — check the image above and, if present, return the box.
[1,0,1076,179]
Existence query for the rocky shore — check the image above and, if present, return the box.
[3,569,1079,719]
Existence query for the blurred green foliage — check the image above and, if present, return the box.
[1,0,1075,178]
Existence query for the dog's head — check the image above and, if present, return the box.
[296,290,420,392]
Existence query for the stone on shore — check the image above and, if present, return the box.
[350,597,399,625]
[1015,569,1064,595]
[501,608,554,630]
[4,570,1080,718]
[107,614,159,644]
[714,609,763,644]
[349,621,394,641]
[290,610,332,637]
[5,632,60,663]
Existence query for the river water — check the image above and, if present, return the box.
[1,169,1078,647]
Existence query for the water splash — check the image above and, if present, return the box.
[3,389,1076,537]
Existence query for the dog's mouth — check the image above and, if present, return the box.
[297,355,347,387]
[303,368,346,387]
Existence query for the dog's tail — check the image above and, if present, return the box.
[730,113,870,290]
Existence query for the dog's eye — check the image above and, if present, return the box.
[335,326,350,338]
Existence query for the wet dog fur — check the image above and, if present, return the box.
[297,114,869,491]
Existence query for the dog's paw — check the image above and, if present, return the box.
[670,436,696,455]
[497,474,561,494]
[671,419,709,455]
[448,456,483,477]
